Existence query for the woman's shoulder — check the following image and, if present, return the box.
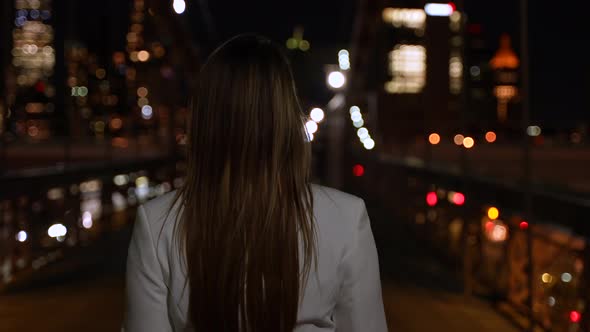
[311,184,367,223]
[138,185,367,232]
[139,190,180,228]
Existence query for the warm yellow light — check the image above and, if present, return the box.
[463,137,474,149]
[95,68,106,79]
[382,8,426,29]
[385,45,426,94]
[286,38,298,49]
[453,134,464,146]
[110,117,123,130]
[137,87,148,97]
[541,273,553,284]
[130,51,139,62]
[485,131,497,143]
[299,40,310,51]
[137,50,150,62]
[494,85,517,99]
[428,133,440,145]
[487,207,499,220]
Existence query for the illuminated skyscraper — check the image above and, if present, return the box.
[352,2,464,148]
[490,34,519,124]
[9,0,56,140]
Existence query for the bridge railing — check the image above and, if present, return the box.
[0,156,184,291]
[344,150,590,332]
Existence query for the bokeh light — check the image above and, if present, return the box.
[327,71,346,89]
[428,133,440,145]
[16,230,27,243]
[137,50,150,62]
[487,207,499,220]
[485,131,497,143]
[310,108,324,123]
[463,137,474,149]
[353,164,365,177]
[173,0,186,14]
[426,192,437,206]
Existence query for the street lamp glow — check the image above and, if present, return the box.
[16,230,27,242]
[141,105,153,119]
[48,223,67,238]
[357,127,369,139]
[527,125,541,137]
[310,108,325,123]
[453,134,464,146]
[305,120,318,135]
[363,138,375,150]
[349,106,360,114]
[424,3,454,17]
[353,119,364,128]
[327,71,346,89]
[82,211,93,229]
[173,0,186,14]
[338,50,350,70]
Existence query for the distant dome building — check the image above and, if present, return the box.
[490,34,519,123]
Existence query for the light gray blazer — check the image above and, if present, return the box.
[124,184,388,331]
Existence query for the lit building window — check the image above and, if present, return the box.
[449,52,463,95]
[490,34,519,123]
[382,8,426,30]
[494,85,517,99]
[449,11,462,32]
[12,0,55,88]
[385,45,426,94]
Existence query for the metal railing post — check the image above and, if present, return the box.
[519,0,534,330]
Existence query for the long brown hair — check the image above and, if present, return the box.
[171,34,316,331]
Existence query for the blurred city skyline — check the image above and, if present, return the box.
[9,0,585,127]
[1,2,590,332]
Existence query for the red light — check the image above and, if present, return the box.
[448,2,456,12]
[352,164,364,177]
[570,311,581,323]
[35,81,45,92]
[426,192,438,206]
[485,221,494,232]
[519,221,529,230]
[467,24,482,35]
[453,192,465,206]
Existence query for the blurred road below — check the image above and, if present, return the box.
[368,201,519,332]
[0,274,124,332]
[0,201,519,332]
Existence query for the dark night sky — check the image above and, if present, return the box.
[467,0,589,126]
[186,0,356,45]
